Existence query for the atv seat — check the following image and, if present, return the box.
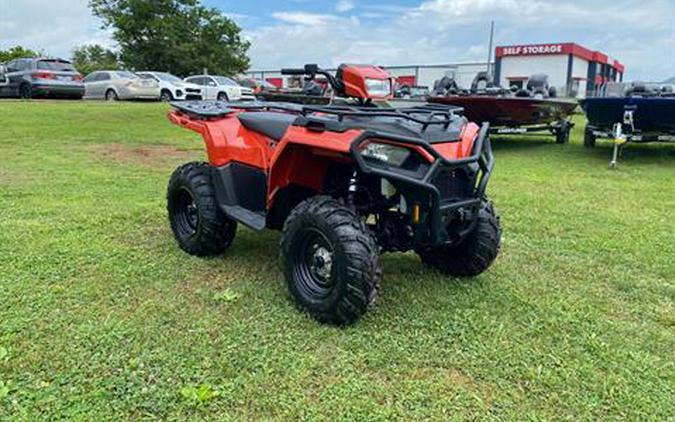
[238,112,298,141]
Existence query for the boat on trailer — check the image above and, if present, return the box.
[580,82,675,167]
[427,73,578,143]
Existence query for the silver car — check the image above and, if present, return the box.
[83,70,160,101]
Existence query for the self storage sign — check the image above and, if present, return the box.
[499,44,564,56]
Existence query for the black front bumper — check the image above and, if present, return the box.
[350,123,494,246]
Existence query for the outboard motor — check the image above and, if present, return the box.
[626,82,660,98]
[432,76,459,96]
[527,74,550,98]
[471,72,492,93]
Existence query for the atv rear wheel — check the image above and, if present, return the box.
[281,196,381,325]
[418,199,501,277]
[167,162,237,256]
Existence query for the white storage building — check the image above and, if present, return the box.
[494,43,624,98]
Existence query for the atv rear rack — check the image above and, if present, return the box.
[170,100,304,119]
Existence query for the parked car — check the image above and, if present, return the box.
[183,75,255,101]
[83,70,160,101]
[0,57,84,99]
[236,77,278,94]
[136,71,202,101]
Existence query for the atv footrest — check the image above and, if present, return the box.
[220,205,266,231]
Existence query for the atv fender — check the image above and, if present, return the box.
[211,162,267,230]
[267,126,361,206]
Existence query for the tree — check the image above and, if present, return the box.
[72,44,119,75]
[89,0,250,76]
[0,46,43,63]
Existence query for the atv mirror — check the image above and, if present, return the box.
[304,64,319,74]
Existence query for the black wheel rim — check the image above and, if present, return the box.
[291,228,336,300]
[173,187,199,239]
[161,92,171,101]
[217,93,227,101]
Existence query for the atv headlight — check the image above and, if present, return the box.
[361,142,411,167]
[359,141,432,177]
[365,78,392,97]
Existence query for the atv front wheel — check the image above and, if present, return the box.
[281,196,381,325]
[418,200,501,277]
[167,162,237,256]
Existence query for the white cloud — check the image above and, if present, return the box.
[336,0,355,13]
[0,0,114,59]
[0,0,672,80]
[248,0,674,80]
[271,11,355,26]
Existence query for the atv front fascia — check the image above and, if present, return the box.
[350,122,493,247]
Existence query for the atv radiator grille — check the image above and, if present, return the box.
[432,170,472,201]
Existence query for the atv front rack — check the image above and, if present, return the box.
[300,103,465,133]
[350,122,494,245]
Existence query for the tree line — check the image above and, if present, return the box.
[1,0,250,77]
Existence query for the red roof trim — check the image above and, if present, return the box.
[496,42,623,71]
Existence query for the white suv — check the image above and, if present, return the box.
[137,71,202,101]
[184,75,255,101]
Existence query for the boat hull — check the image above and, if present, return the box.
[428,96,577,126]
[580,97,675,133]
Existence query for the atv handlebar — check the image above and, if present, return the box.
[281,64,344,95]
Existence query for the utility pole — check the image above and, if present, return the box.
[486,20,495,76]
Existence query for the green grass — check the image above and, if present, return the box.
[0,101,673,420]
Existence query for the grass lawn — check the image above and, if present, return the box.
[0,101,673,420]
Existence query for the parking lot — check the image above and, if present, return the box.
[1,100,673,419]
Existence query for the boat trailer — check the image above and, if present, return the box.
[586,107,675,168]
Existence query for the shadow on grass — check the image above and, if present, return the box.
[232,230,490,291]
[566,141,675,167]
[593,141,675,159]
[490,136,558,152]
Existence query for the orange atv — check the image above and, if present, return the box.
[166,64,501,325]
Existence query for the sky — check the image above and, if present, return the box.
[0,0,673,81]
